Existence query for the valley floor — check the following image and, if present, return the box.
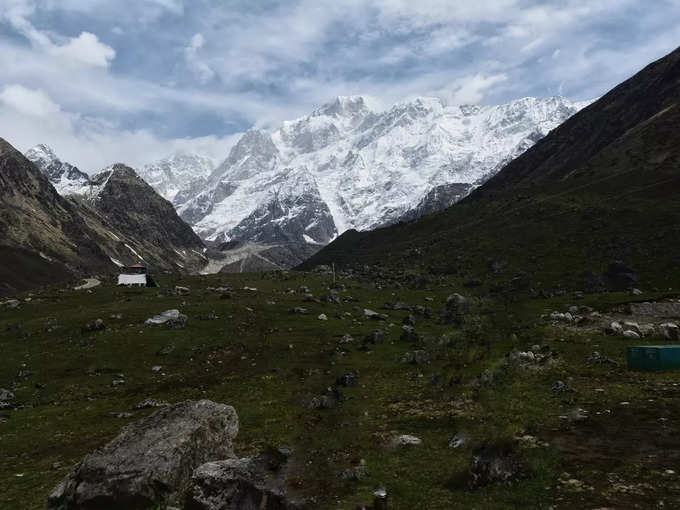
[1,270,679,509]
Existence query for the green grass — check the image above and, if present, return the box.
[1,272,680,509]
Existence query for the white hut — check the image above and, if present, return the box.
[117,264,149,286]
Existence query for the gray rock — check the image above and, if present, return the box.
[391,434,422,447]
[551,381,572,394]
[400,350,431,365]
[443,293,469,324]
[448,433,468,449]
[175,286,191,296]
[469,446,525,488]
[364,309,387,320]
[659,322,680,340]
[336,372,358,387]
[402,313,416,326]
[400,325,419,343]
[339,459,367,481]
[1,298,20,309]
[606,321,623,335]
[134,398,169,410]
[290,307,308,315]
[185,449,299,510]
[623,321,641,335]
[623,330,641,340]
[82,319,105,333]
[48,400,238,510]
[361,330,385,347]
[338,334,354,344]
[317,314,328,321]
[0,388,15,402]
[145,310,188,328]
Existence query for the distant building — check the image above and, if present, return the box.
[117,264,157,287]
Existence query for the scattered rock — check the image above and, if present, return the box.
[402,314,416,326]
[364,309,388,320]
[391,434,422,447]
[400,350,431,365]
[442,294,469,324]
[109,412,134,419]
[111,379,125,386]
[151,365,163,372]
[339,459,367,481]
[145,309,188,328]
[659,322,680,340]
[469,446,525,488]
[361,330,385,348]
[290,307,308,315]
[551,381,572,394]
[448,433,468,449]
[586,351,614,364]
[549,311,573,322]
[134,398,169,410]
[306,389,340,410]
[82,319,105,333]
[0,388,15,410]
[18,369,33,378]
[605,321,623,335]
[157,345,175,356]
[175,286,191,296]
[623,321,641,335]
[338,334,354,344]
[48,400,238,510]
[336,372,358,387]
[1,299,20,309]
[317,314,328,321]
[400,325,419,343]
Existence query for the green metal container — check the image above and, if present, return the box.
[627,345,680,371]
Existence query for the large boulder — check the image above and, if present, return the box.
[48,400,238,509]
[186,449,301,510]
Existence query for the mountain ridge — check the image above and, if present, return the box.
[300,46,680,292]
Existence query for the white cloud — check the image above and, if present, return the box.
[438,74,508,105]
[51,32,116,68]
[0,84,61,116]
[184,33,215,83]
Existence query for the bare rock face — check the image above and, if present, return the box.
[185,449,301,510]
[47,400,238,510]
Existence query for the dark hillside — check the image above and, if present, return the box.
[301,46,680,292]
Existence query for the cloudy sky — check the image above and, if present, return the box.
[1,0,678,171]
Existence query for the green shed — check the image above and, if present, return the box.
[627,345,680,371]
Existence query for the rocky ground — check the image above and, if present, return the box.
[1,269,680,509]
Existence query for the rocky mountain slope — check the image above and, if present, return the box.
[302,46,680,292]
[166,96,587,267]
[2,141,207,295]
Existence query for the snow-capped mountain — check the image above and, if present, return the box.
[25,144,91,196]
[176,95,588,255]
[139,152,214,203]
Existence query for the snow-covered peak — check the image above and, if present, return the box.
[313,95,370,118]
[140,152,214,202]
[180,94,589,250]
[25,144,91,196]
[25,144,58,164]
